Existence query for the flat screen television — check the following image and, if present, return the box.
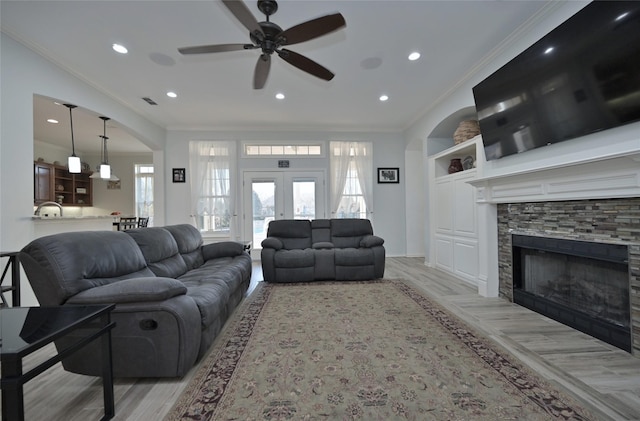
[473,1,640,161]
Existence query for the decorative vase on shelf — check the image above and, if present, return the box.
[453,120,481,145]
[448,158,464,174]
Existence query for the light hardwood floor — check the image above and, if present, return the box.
[5,257,640,420]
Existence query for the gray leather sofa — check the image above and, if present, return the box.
[260,219,385,282]
[19,224,251,378]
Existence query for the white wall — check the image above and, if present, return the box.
[404,2,591,147]
[1,33,165,305]
[164,129,407,257]
[403,0,639,273]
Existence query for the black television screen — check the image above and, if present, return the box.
[473,1,640,161]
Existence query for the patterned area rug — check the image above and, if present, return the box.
[166,280,594,420]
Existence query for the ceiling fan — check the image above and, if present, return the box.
[178,0,346,89]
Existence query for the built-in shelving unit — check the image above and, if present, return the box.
[34,161,93,206]
[427,136,484,286]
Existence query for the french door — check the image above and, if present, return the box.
[243,171,325,252]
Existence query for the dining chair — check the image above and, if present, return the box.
[137,217,149,228]
[118,217,138,231]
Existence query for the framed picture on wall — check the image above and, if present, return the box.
[377,167,399,184]
[172,168,186,183]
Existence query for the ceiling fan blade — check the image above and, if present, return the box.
[254,54,271,89]
[221,0,264,39]
[278,13,346,46]
[278,49,334,81]
[178,43,252,55]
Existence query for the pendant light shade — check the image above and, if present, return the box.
[64,104,81,173]
[99,116,111,180]
[100,162,111,179]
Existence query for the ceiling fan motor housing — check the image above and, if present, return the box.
[250,21,284,54]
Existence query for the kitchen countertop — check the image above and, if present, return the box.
[32,215,115,220]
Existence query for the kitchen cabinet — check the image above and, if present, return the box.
[34,162,54,204]
[34,161,93,206]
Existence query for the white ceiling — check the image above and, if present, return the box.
[2,0,559,154]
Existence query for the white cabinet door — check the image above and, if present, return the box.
[435,178,453,233]
[453,172,477,237]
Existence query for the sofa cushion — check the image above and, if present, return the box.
[20,231,153,303]
[180,277,231,327]
[274,249,314,268]
[163,224,205,270]
[266,220,312,249]
[331,219,374,248]
[311,219,331,244]
[66,277,187,304]
[126,227,188,278]
[334,248,374,266]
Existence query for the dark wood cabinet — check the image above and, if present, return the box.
[34,161,93,206]
[34,162,54,204]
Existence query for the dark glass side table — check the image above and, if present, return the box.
[1,305,116,421]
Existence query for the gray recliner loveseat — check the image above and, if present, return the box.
[19,224,251,378]
[260,218,385,282]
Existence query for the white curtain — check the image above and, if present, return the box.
[352,142,373,218]
[329,141,351,215]
[189,141,236,234]
[329,141,373,217]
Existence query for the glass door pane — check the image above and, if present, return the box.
[243,171,325,256]
[251,180,276,247]
[292,180,316,220]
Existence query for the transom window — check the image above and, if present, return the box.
[243,143,323,157]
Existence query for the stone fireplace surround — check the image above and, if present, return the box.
[467,137,640,355]
[497,198,640,354]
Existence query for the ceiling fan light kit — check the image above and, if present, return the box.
[178,0,346,89]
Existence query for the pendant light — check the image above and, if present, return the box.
[99,116,111,179]
[64,104,81,173]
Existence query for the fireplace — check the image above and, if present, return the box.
[512,235,630,352]
[496,198,640,355]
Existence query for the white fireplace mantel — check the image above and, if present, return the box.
[469,151,640,204]
[464,138,639,298]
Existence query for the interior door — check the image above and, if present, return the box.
[243,171,325,253]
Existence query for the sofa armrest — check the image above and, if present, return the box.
[360,235,385,248]
[261,237,283,250]
[66,277,187,305]
[313,241,334,249]
[202,241,245,260]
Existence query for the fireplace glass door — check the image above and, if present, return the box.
[512,235,631,352]
[519,249,629,328]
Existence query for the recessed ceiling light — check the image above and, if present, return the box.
[275,93,285,100]
[112,43,128,54]
[544,47,554,55]
[408,52,421,61]
[47,119,59,124]
[166,91,177,98]
[379,95,389,102]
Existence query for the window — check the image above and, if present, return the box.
[134,164,153,225]
[330,141,373,220]
[189,141,236,235]
[336,161,367,218]
[243,142,323,156]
